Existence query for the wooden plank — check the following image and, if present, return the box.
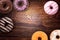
[0,0,60,40]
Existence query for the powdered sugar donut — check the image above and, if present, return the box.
[50,30,60,40]
[13,0,28,11]
[0,17,14,33]
[44,1,59,15]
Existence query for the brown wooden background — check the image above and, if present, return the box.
[0,0,60,40]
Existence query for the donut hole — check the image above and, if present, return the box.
[50,6,53,9]
[11,0,13,2]
[5,22,8,27]
[56,35,60,39]
[38,37,41,40]
[17,1,24,7]
[3,3,8,9]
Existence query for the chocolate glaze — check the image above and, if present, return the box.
[0,0,12,14]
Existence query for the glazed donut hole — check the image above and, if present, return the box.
[56,35,60,39]
[2,2,9,10]
[10,0,13,2]
[38,37,41,40]
[17,1,24,7]
[49,6,53,10]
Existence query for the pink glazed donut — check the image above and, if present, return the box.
[44,1,59,15]
[13,0,28,11]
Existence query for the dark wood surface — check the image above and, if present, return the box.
[0,0,60,40]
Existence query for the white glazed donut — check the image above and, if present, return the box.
[50,30,60,40]
[0,17,14,33]
[44,1,59,15]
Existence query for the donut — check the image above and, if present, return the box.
[0,17,14,33]
[32,31,48,40]
[0,0,12,14]
[44,1,59,15]
[50,30,60,40]
[13,0,28,11]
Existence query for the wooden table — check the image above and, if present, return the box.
[0,0,60,40]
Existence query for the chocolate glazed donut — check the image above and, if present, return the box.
[0,17,14,33]
[0,0,12,14]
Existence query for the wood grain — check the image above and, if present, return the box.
[0,0,60,40]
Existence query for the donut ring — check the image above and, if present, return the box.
[32,31,48,40]
[0,0,12,14]
[13,0,28,11]
[50,30,60,40]
[0,17,14,33]
[44,1,59,15]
